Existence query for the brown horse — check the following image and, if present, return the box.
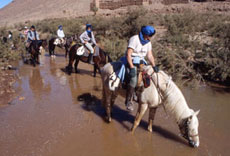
[49,36,77,58]
[28,40,47,67]
[66,43,112,77]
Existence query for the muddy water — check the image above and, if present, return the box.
[0,54,230,156]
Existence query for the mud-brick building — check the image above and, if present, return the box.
[91,0,152,10]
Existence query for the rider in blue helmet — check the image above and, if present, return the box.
[79,24,97,64]
[125,25,158,111]
[57,25,65,45]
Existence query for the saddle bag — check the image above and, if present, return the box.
[142,71,151,88]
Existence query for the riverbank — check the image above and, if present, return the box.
[0,68,17,106]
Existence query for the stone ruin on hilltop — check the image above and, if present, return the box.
[90,0,230,10]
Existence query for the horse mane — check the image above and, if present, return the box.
[100,48,112,62]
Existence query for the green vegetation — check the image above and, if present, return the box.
[1,8,229,86]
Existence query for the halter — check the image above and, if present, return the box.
[178,117,199,141]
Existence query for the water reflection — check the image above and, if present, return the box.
[29,68,51,99]
[49,59,67,85]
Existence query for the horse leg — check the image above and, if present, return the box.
[93,64,97,77]
[66,58,74,75]
[148,108,157,132]
[36,53,40,64]
[110,91,117,117]
[31,55,36,67]
[65,46,68,58]
[131,103,148,133]
[74,57,80,73]
[105,91,112,123]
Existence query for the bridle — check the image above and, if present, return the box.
[178,117,199,141]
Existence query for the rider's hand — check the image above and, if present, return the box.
[129,68,136,78]
[153,66,159,73]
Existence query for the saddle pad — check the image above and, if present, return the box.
[53,38,61,45]
[109,72,120,91]
[76,46,86,56]
[78,46,100,57]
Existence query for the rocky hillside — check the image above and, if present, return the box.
[0,0,92,26]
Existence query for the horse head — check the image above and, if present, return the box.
[41,39,48,51]
[179,110,200,147]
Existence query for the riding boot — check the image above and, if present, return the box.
[125,86,135,111]
[88,53,94,64]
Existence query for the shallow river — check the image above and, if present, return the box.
[0,53,230,156]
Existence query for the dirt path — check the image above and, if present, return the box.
[0,53,229,156]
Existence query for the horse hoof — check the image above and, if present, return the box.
[148,126,153,132]
[105,117,112,123]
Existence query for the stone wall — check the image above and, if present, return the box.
[91,0,151,10]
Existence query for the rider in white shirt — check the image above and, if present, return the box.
[57,25,65,44]
[125,25,159,111]
[79,24,96,64]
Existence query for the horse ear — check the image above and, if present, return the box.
[194,110,200,116]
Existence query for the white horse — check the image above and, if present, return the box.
[101,63,200,147]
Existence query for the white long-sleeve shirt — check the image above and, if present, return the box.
[57,29,65,38]
[79,31,96,45]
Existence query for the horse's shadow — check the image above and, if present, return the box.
[60,67,99,77]
[77,93,188,146]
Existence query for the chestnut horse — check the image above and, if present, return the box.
[66,43,112,77]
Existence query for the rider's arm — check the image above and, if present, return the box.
[147,50,156,67]
[126,48,134,69]
[91,32,96,45]
[79,31,87,44]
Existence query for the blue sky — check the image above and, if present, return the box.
[0,0,13,9]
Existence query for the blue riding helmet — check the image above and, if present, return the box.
[86,24,92,33]
[58,25,63,30]
[141,26,155,37]
[139,25,156,45]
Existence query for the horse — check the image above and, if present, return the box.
[66,43,112,77]
[100,63,200,147]
[48,36,75,58]
[28,40,47,66]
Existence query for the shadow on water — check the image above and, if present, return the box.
[60,67,97,77]
[77,93,188,146]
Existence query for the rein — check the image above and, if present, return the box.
[149,71,166,112]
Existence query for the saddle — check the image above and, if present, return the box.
[137,64,151,88]
[108,63,151,91]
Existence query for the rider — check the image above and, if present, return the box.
[23,26,29,38]
[125,25,159,111]
[8,31,13,40]
[26,25,40,52]
[79,24,97,64]
[57,25,65,45]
